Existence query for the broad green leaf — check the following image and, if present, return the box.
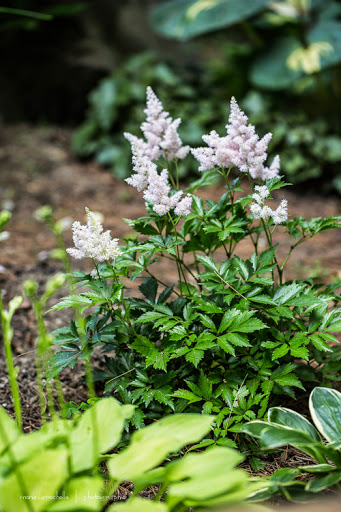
[299,464,337,474]
[250,35,302,89]
[199,313,218,331]
[268,407,321,442]
[305,471,341,493]
[308,20,341,71]
[309,387,341,443]
[242,420,269,438]
[165,447,247,507]
[107,414,215,480]
[109,497,168,512]
[151,0,270,40]
[70,398,135,472]
[218,309,266,334]
[48,476,104,511]
[89,77,117,130]
[0,420,70,471]
[193,299,223,314]
[0,448,68,512]
[0,407,19,455]
[249,294,276,305]
[261,425,319,448]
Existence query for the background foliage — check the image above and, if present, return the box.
[1,1,341,191]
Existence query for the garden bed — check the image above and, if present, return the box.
[0,124,341,492]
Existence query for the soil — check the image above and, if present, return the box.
[0,125,340,493]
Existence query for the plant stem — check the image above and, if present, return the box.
[0,293,23,430]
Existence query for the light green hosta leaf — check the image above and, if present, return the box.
[108,497,168,512]
[48,476,104,511]
[268,407,321,442]
[166,446,249,508]
[151,0,270,40]
[309,387,341,443]
[260,425,320,449]
[305,471,341,493]
[0,419,71,471]
[70,398,135,473]
[0,407,19,456]
[299,463,337,473]
[242,420,269,438]
[0,448,68,512]
[107,414,214,480]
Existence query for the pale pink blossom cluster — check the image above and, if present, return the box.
[249,186,288,224]
[125,144,156,192]
[124,87,190,162]
[126,145,192,217]
[67,208,121,262]
[192,97,280,180]
[143,167,192,217]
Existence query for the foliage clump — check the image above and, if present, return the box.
[52,90,341,449]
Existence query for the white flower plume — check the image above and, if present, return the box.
[124,86,190,163]
[192,97,280,181]
[67,208,121,262]
[249,186,288,224]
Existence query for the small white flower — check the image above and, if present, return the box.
[67,208,121,262]
[271,199,288,224]
[0,231,10,241]
[174,194,192,217]
[254,185,270,200]
[250,185,288,224]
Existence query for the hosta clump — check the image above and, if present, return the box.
[50,89,341,446]
[0,399,262,511]
[243,387,341,500]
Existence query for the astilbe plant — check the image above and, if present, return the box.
[49,88,341,449]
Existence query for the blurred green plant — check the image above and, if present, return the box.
[151,0,341,90]
[23,274,66,422]
[243,386,341,500]
[0,398,265,511]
